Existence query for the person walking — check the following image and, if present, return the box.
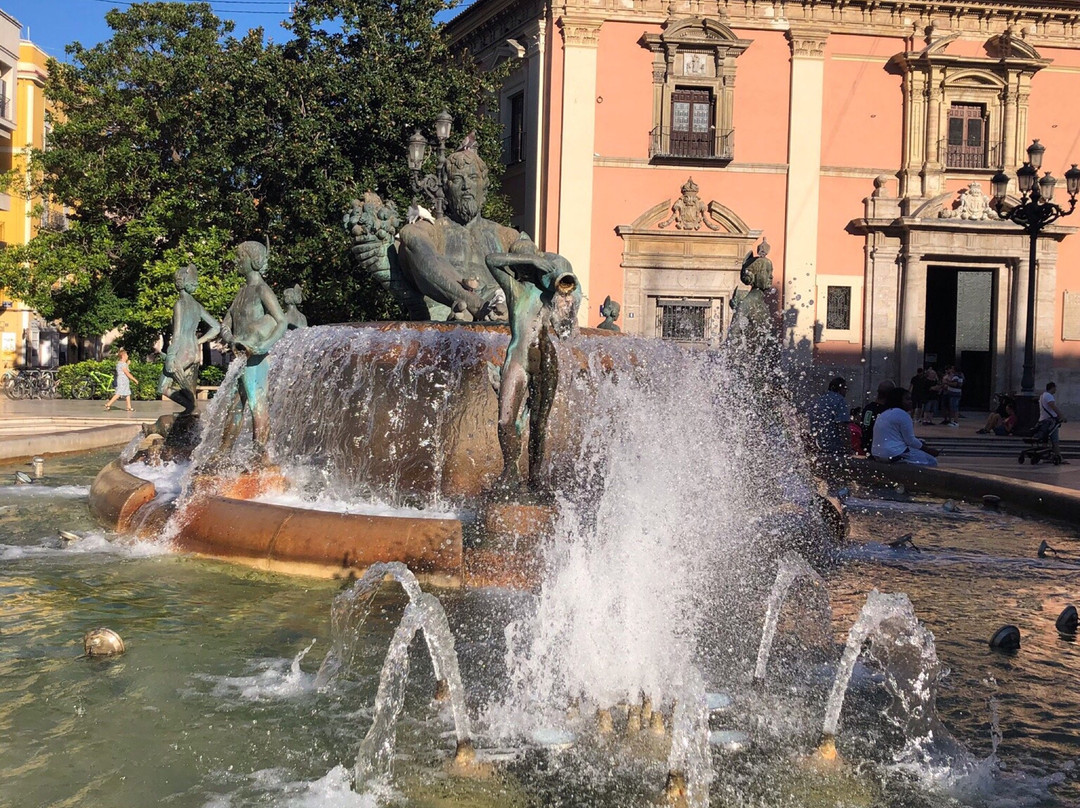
[1038,381,1067,458]
[104,349,138,412]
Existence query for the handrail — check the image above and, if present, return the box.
[649,127,734,161]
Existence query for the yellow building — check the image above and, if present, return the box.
[0,33,68,371]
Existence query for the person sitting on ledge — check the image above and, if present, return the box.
[977,403,1018,436]
[871,386,940,467]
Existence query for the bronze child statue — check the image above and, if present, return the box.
[485,245,581,493]
[282,284,308,329]
[218,240,289,455]
[157,264,221,416]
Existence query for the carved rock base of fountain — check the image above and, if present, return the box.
[90,462,550,586]
[464,501,556,588]
[89,459,157,530]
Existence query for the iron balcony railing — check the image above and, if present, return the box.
[502,131,526,165]
[649,127,734,161]
[942,138,1003,171]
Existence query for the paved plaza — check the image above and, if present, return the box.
[0,397,188,460]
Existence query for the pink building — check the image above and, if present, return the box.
[448,0,1080,412]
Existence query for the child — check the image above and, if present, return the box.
[105,349,138,412]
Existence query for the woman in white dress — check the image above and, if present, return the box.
[105,349,138,412]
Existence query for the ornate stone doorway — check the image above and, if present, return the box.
[849,184,1076,402]
[924,267,996,409]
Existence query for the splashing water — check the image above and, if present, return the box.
[822,589,949,752]
[353,592,471,786]
[754,553,827,681]
[316,562,426,686]
[496,338,818,720]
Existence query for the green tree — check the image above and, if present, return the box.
[3,0,510,352]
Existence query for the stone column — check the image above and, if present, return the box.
[921,79,944,197]
[1035,241,1058,386]
[557,16,601,324]
[1001,79,1017,170]
[1012,255,1029,388]
[525,22,546,244]
[899,254,927,385]
[782,27,829,359]
[864,242,902,391]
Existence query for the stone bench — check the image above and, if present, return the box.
[196,385,219,400]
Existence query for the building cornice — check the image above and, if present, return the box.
[447,0,1080,53]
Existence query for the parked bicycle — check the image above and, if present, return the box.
[1,369,59,400]
[70,368,115,400]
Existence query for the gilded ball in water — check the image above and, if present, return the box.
[83,628,125,657]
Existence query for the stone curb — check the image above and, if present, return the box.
[850,458,1080,526]
[0,424,142,462]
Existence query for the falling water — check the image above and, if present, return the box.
[188,355,247,475]
[315,561,426,686]
[263,325,506,508]
[753,553,826,681]
[821,590,943,741]
[118,431,145,463]
[353,592,471,786]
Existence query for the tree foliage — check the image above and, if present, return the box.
[0,0,510,352]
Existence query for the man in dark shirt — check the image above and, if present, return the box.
[861,379,896,453]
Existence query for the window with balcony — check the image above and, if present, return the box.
[642,18,750,164]
[946,103,988,169]
[669,88,715,159]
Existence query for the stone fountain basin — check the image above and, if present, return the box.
[89,459,551,587]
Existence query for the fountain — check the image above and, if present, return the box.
[64,129,1079,808]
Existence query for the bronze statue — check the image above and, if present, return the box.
[219,240,289,454]
[157,264,220,415]
[352,143,532,321]
[282,284,308,329]
[597,296,621,332]
[727,237,778,347]
[485,245,581,493]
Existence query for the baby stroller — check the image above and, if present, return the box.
[1018,418,1063,465]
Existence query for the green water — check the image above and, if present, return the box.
[1,450,1079,807]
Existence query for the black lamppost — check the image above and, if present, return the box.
[406,111,454,219]
[991,140,1080,409]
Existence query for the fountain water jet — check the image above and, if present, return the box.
[353,591,474,786]
[820,589,963,771]
[753,552,828,682]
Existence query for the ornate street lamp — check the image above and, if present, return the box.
[406,111,454,219]
[991,139,1080,418]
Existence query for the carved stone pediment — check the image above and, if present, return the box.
[985,28,1043,61]
[620,198,751,235]
[938,182,999,221]
[617,193,760,272]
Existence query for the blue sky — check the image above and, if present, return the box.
[2,1,478,60]
[3,0,296,58]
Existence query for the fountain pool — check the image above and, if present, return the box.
[2,447,1079,807]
